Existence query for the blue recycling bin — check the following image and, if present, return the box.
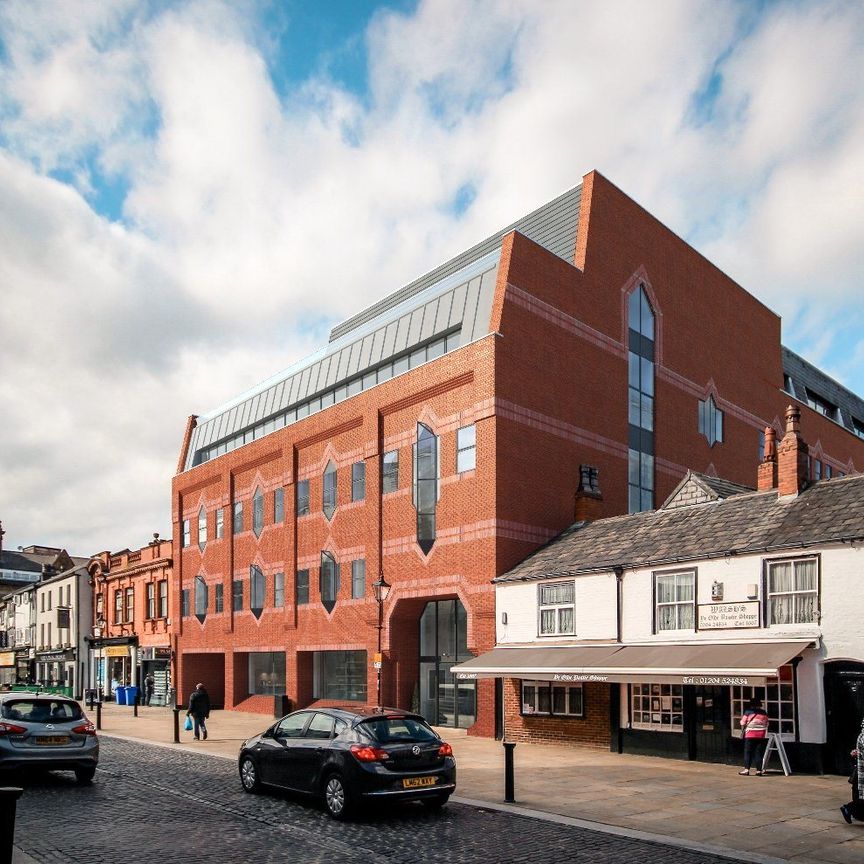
[115,686,127,705]
[126,685,138,706]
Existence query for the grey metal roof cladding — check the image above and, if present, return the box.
[328,184,583,344]
[182,184,584,472]
[781,346,864,431]
[183,252,500,470]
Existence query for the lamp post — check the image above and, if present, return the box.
[372,571,391,709]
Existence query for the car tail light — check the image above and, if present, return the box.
[0,722,26,735]
[72,722,97,735]
[350,744,390,762]
[438,742,453,757]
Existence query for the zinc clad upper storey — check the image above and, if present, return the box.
[182,183,583,471]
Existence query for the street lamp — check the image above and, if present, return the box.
[372,571,391,709]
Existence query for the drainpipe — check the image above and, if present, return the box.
[614,566,624,643]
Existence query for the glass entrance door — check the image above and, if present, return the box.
[418,599,475,728]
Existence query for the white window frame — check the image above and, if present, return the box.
[731,665,796,741]
[521,680,584,717]
[766,556,819,625]
[654,570,695,632]
[456,424,476,473]
[537,581,575,636]
[630,682,684,732]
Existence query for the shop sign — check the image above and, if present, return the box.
[0,651,14,667]
[697,601,759,630]
[140,647,172,660]
[105,646,130,658]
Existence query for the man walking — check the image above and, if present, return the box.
[187,682,211,741]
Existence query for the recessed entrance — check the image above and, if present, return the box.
[824,661,864,774]
[418,599,475,728]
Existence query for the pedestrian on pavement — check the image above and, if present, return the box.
[841,716,864,824]
[739,697,770,775]
[143,672,155,706]
[187,682,211,741]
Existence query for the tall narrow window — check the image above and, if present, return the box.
[194,575,208,623]
[456,424,476,473]
[382,450,399,493]
[146,583,156,619]
[232,579,243,612]
[215,507,224,539]
[323,461,337,521]
[125,587,134,623]
[320,551,340,614]
[181,589,190,618]
[114,590,123,624]
[274,572,285,608]
[352,461,366,502]
[351,559,366,599]
[198,506,207,549]
[274,488,284,523]
[297,480,310,516]
[158,581,168,618]
[233,500,243,535]
[182,519,191,548]
[296,569,309,605]
[252,486,264,537]
[250,565,265,619]
[414,423,439,554]
[768,558,818,625]
[628,284,655,513]
[698,395,724,447]
[215,583,224,613]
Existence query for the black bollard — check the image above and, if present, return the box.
[95,700,102,731]
[503,741,516,803]
[0,786,24,864]
[133,692,138,718]
[172,706,180,743]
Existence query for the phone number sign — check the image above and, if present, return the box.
[697,601,760,630]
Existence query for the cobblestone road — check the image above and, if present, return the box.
[15,738,742,864]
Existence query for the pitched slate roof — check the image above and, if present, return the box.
[495,472,864,583]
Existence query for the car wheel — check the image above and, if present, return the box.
[239,757,261,793]
[421,793,450,810]
[323,773,352,820]
[75,766,96,785]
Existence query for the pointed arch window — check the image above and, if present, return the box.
[320,551,340,614]
[250,565,265,620]
[627,284,655,513]
[194,575,208,624]
[252,486,264,537]
[323,461,337,521]
[414,423,439,555]
[698,395,724,447]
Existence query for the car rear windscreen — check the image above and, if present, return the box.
[2,700,84,722]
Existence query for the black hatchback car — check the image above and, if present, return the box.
[238,706,456,819]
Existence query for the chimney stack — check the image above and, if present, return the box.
[574,465,602,522]
[757,426,778,491]
[777,405,809,497]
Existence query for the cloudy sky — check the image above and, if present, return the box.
[1,0,862,557]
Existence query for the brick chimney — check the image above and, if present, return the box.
[574,465,602,521]
[757,426,778,491]
[777,404,809,497]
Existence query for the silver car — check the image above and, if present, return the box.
[0,692,99,784]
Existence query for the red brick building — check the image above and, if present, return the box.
[87,536,173,704]
[171,170,864,735]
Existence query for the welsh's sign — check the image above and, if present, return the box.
[697,601,760,630]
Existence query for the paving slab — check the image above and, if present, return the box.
[83,702,863,863]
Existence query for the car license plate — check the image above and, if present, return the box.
[402,776,437,789]
[34,736,69,746]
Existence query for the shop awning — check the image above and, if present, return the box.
[451,640,813,686]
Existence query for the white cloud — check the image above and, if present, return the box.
[0,0,862,554]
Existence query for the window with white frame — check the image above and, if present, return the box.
[182,518,191,548]
[521,680,584,717]
[655,571,695,631]
[731,664,796,740]
[198,506,207,549]
[767,557,818,624]
[630,682,684,732]
[538,581,575,636]
[456,424,476,473]
[215,507,224,539]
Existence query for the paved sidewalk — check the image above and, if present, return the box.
[15,703,864,864]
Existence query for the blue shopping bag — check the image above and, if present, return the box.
[184,714,193,731]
